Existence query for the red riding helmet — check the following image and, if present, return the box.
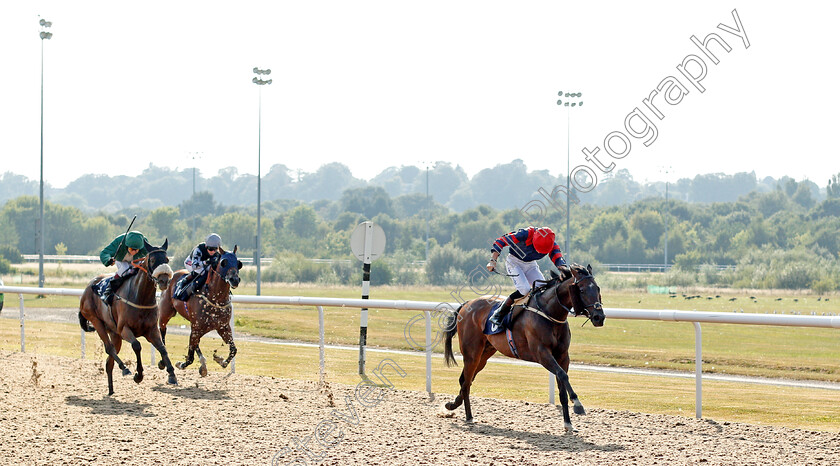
[532,227,555,254]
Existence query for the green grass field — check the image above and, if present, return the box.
[3,275,840,383]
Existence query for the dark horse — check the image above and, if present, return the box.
[443,263,605,431]
[158,246,242,376]
[78,239,178,395]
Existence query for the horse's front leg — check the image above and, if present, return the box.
[194,346,208,377]
[556,350,585,415]
[176,326,204,370]
[537,348,578,432]
[213,324,237,369]
[120,327,144,384]
[146,329,178,386]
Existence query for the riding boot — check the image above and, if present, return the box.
[175,272,198,301]
[489,296,515,328]
[103,274,127,306]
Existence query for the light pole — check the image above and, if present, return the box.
[189,152,202,233]
[252,67,272,296]
[38,18,53,289]
[556,90,583,257]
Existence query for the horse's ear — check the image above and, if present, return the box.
[233,245,238,254]
[162,238,168,251]
[569,265,579,278]
[587,263,593,275]
[143,239,153,251]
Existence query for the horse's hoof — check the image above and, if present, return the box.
[167,375,178,386]
[175,362,184,370]
[134,373,143,384]
[465,417,475,424]
[573,401,586,415]
[564,422,576,433]
[444,402,455,411]
[121,368,132,376]
[213,355,225,366]
[199,365,208,377]
[157,360,166,370]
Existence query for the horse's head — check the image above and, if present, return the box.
[568,264,605,327]
[215,245,242,289]
[142,238,174,290]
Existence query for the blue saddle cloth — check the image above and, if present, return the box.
[94,277,111,297]
[483,301,513,335]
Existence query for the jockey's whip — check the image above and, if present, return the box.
[114,215,137,259]
[491,269,519,277]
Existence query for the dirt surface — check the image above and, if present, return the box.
[0,350,838,465]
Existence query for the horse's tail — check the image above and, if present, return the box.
[443,304,463,368]
[78,311,95,333]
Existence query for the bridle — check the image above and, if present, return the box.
[570,274,604,318]
[131,249,171,288]
[525,272,602,325]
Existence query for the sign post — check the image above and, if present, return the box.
[350,221,386,375]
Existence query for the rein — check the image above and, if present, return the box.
[520,279,569,325]
[198,261,232,311]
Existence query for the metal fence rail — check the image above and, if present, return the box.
[2,285,839,419]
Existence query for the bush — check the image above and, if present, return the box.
[0,245,21,263]
[0,256,10,274]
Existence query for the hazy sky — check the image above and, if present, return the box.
[2,2,837,189]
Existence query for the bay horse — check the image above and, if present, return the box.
[442,263,605,431]
[78,239,178,395]
[158,246,242,376]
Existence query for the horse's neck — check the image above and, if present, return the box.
[127,270,155,303]
[207,273,230,302]
[536,281,573,318]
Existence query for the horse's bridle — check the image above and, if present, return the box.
[571,274,604,317]
[200,258,234,310]
[527,273,602,324]
[131,249,170,288]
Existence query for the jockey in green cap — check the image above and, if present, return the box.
[99,231,149,305]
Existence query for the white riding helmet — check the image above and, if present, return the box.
[205,233,222,248]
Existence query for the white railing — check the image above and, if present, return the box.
[2,285,839,419]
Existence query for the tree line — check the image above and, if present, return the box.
[0,161,829,214]
[1,172,839,291]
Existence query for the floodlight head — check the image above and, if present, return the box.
[39,31,52,40]
[557,90,563,96]
[571,103,576,107]
[579,102,583,107]
[557,100,562,106]
[564,102,569,107]
[40,19,52,27]
[252,77,259,83]
[565,93,570,97]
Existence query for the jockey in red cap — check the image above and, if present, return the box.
[486,226,568,328]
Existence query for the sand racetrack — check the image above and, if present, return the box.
[0,350,838,465]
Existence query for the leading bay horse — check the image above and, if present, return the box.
[443,263,605,431]
[158,246,242,376]
[78,239,178,395]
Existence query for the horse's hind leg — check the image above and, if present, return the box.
[105,337,124,396]
[87,315,130,377]
[213,324,237,369]
[446,343,494,422]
